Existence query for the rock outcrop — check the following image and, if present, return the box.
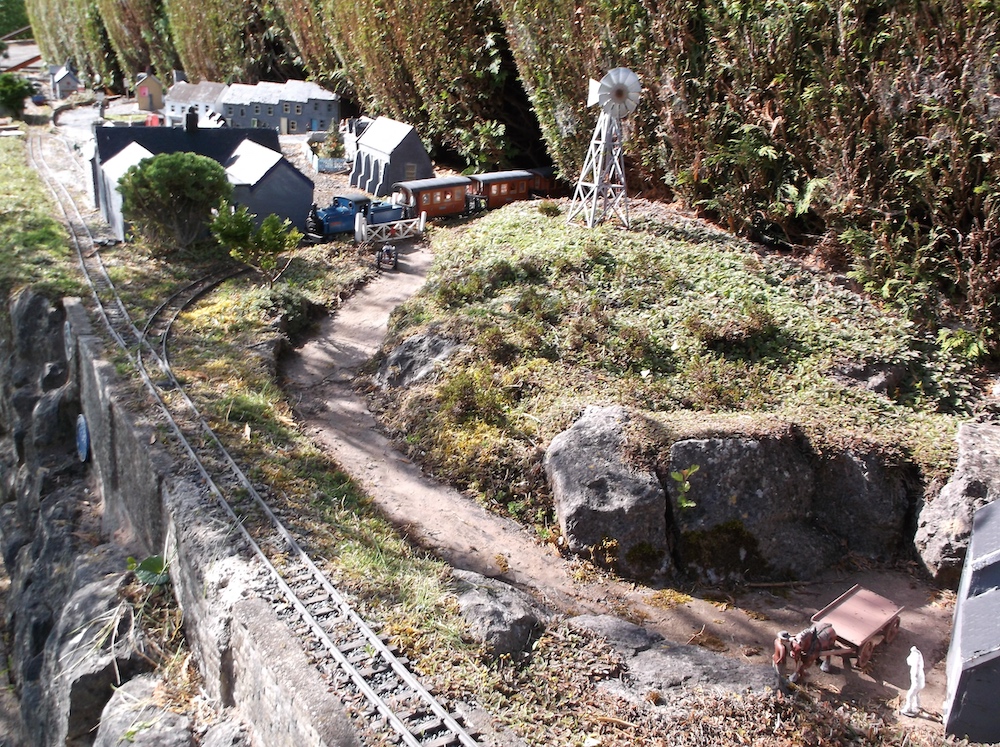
[544,406,672,580]
[915,422,1000,585]
[544,406,921,582]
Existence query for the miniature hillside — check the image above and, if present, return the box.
[23,0,1000,360]
[362,199,978,577]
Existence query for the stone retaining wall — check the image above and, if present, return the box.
[1,290,357,745]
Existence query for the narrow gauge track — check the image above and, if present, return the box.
[26,128,480,747]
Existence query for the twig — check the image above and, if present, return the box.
[687,624,706,644]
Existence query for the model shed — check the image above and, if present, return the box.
[225,139,314,232]
[944,497,1000,743]
[349,117,433,197]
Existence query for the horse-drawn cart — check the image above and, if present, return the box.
[774,584,903,682]
[810,584,903,668]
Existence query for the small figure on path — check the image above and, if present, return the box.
[901,646,925,716]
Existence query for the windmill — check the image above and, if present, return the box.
[566,67,641,229]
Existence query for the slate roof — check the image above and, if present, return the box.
[93,126,280,165]
[225,139,283,186]
[357,117,416,157]
[219,79,337,107]
[166,81,228,107]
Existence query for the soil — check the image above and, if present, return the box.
[278,169,955,743]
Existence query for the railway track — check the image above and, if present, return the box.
[26,128,481,747]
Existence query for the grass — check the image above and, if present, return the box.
[0,136,86,315]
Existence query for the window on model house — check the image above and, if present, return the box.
[295,104,302,115]
[289,120,298,132]
[254,104,260,114]
[268,105,273,116]
[283,103,290,113]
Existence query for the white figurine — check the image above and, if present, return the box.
[901,646,925,716]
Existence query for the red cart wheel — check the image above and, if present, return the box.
[884,617,900,644]
[858,640,876,668]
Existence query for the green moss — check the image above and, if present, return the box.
[679,519,771,582]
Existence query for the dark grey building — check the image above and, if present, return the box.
[225,139,314,232]
[944,497,1000,743]
[349,117,433,197]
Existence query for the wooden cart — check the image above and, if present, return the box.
[811,584,903,668]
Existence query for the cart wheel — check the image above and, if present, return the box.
[884,617,900,644]
[857,640,875,668]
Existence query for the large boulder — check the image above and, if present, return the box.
[544,406,671,580]
[915,422,1000,585]
[452,570,549,657]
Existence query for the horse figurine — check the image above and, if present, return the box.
[773,622,839,683]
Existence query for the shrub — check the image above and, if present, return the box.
[120,152,232,254]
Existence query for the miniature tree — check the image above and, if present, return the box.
[0,73,35,119]
[210,202,302,288]
[119,152,232,254]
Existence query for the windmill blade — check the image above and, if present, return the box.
[587,78,602,107]
[597,67,641,118]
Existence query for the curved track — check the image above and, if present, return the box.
[26,128,479,747]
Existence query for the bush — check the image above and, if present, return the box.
[120,152,232,254]
[0,73,34,119]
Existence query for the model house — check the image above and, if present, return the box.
[135,71,164,111]
[90,124,312,240]
[219,79,339,134]
[163,80,228,127]
[349,117,433,197]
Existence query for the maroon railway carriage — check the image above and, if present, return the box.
[391,175,473,220]
[467,170,538,210]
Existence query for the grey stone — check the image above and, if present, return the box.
[374,334,462,389]
[453,570,549,657]
[38,569,154,745]
[94,675,193,747]
[545,406,671,580]
[812,448,915,559]
[569,614,773,699]
[915,422,1000,585]
[201,719,252,747]
[668,432,837,579]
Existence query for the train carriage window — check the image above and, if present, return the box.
[500,183,509,194]
[421,194,430,205]
[491,185,498,196]
[434,192,442,203]
[519,182,526,193]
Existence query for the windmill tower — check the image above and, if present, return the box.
[566,67,641,228]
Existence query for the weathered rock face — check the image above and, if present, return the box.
[544,406,922,582]
[544,406,671,580]
[915,422,1000,585]
[374,334,462,390]
[452,570,549,658]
